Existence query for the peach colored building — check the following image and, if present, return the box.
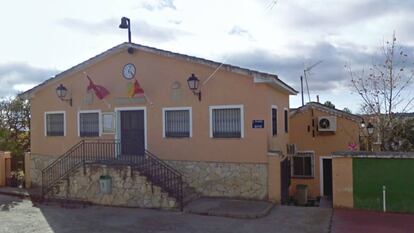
[289,102,361,200]
[22,43,297,207]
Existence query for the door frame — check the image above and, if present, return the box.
[319,156,332,196]
[114,107,148,152]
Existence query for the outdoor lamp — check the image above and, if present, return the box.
[56,84,72,106]
[187,73,201,101]
[360,119,366,128]
[119,17,131,43]
[367,122,374,136]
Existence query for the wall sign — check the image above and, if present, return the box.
[252,120,265,129]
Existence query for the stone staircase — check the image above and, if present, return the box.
[40,140,204,210]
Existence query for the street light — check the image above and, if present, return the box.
[360,119,366,128]
[56,84,72,106]
[119,17,131,43]
[367,122,374,136]
[187,73,201,101]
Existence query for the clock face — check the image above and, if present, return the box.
[123,63,136,80]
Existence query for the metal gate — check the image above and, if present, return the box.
[280,156,291,204]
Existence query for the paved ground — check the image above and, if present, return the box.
[184,197,274,218]
[331,208,414,233]
[0,194,331,233]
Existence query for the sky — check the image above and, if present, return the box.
[1,0,414,112]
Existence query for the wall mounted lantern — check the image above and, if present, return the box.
[187,73,201,101]
[119,17,131,43]
[56,84,72,106]
[367,122,374,136]
[360,119,366,128]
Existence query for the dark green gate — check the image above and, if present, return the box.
[353,158,414,213]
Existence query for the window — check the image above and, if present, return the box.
[271,106,278,136]
[292,151,314,177]
[284,108,289,133]
[45,112,65,136]
[78,111,100,137]
[163,107,191,138]
[210,105,244,138]
[102,112,115,133]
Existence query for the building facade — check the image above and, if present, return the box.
[289,102,361,199]
[23,43,297,205]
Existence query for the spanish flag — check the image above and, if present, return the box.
[128,79,144,98]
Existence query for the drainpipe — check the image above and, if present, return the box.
[383,185,386,212]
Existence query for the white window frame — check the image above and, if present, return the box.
[162,107,192,138]
[209,105,244,138]
[291,151,315,178]
[102,112,116,134]
[77,110,102,137]
[271,105,278,136]
[44,111,66,137]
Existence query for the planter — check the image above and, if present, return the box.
[99,175,112,194]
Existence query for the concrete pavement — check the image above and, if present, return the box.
[0,194,331,233]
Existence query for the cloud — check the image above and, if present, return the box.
[0,63,58,97]
[280,0,414,31]
[228,26,255,41]
[59,17,185,42]
[224,41,391,92]
[141,0,176,11]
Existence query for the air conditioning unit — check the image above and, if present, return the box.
[286,144,297,155]
[318,116,337,131]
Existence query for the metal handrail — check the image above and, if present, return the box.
[41,139,183,209]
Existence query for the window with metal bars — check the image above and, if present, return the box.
[292,151,314,177]
[212,107,242,138]
[164,109,190,138]
[45,113,64,136]
[272,107,278,136]
[79,112,100,137]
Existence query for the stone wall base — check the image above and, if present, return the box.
[167,160,268,200]
[51,163,177,209]
[30,154,57,188]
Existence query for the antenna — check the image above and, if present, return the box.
[303,60,323,103]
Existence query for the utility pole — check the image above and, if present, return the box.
[300,76,304,106]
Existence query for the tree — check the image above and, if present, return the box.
[0,96,30,168]
[342,107,352,113]
[347,32,414,151]
[323,101,335,109]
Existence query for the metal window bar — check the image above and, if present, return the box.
[292,151,314,177]
[79,112,100,137]
[165,110,190,137]
[212,108,241,138]
[46,113,64,136]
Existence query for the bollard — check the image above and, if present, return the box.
[382,185,386,212]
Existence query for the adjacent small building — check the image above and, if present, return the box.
[22,42,297,208]
[289,102,361,199]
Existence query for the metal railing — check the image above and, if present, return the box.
[41,139,183,209]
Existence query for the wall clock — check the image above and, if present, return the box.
[123,63,136,80]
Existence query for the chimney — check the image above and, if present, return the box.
[316,95,320,103]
